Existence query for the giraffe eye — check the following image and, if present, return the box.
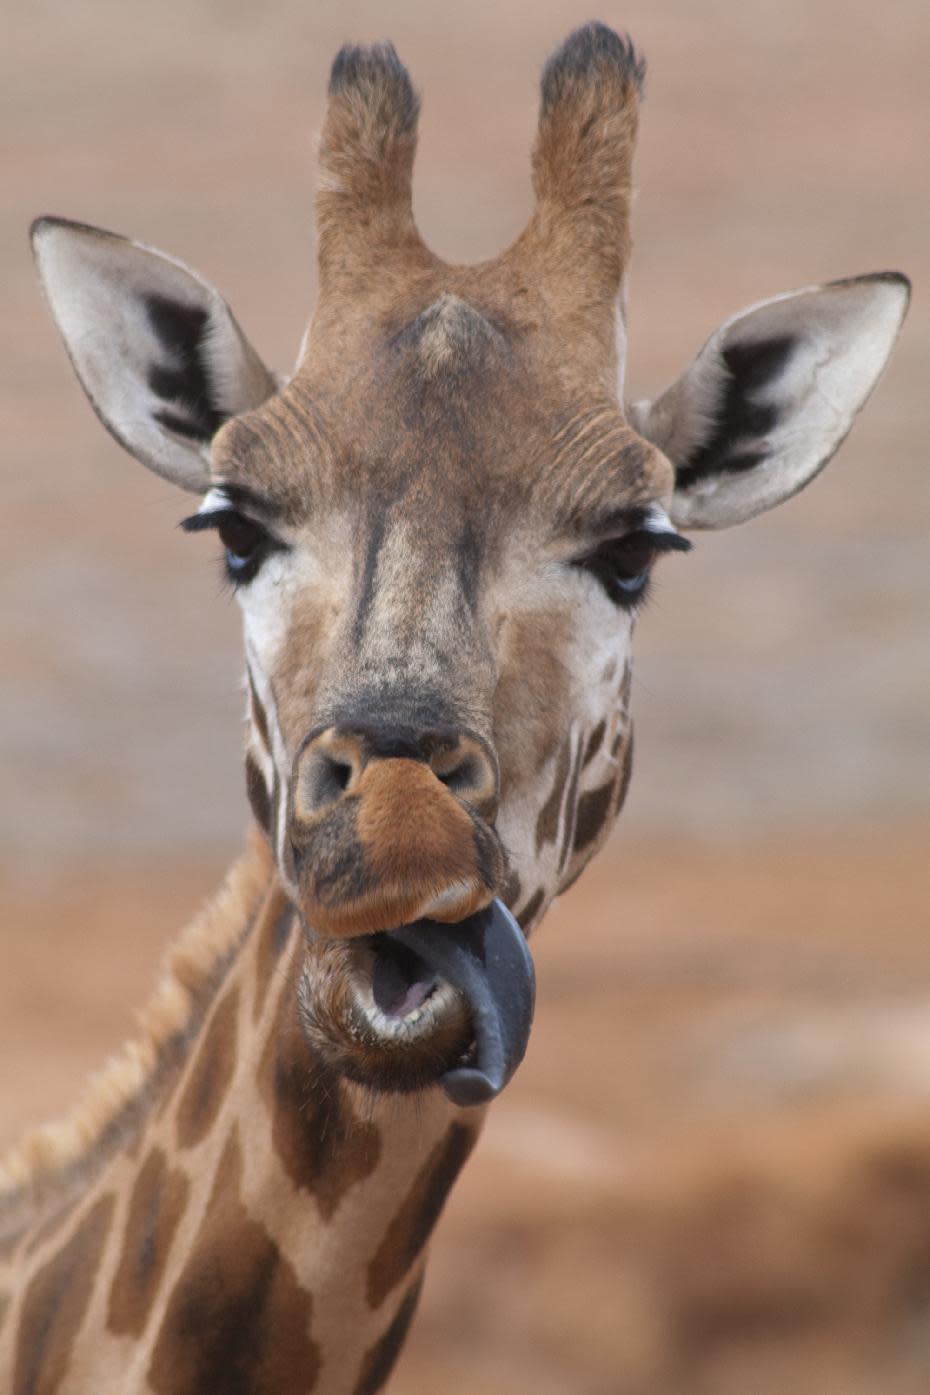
[217,513,266,577]
[575,529,691,608]
[181,508,285,586]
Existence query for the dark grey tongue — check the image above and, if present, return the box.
[391,898,536,1107]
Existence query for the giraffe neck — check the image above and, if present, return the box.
[0,843,482,1394]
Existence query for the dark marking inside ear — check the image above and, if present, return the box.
[13,1194,115,1395]
[676,336,796,489]
[367,1122,477,1309]
[541,22,645,112]
[353,1273,425,1395]
[145,295,224,443]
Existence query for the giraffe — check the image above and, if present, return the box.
[0,22,909,1395]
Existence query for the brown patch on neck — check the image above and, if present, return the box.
[353,1271,425,1395]
[13,1193,115,1395]
[148,1126,319,1395]
[107,1146,189,1338]
[366,1121,478,1309]
[259,988,381,1220]
[252,890,294,1025]
[175,985,240,1150]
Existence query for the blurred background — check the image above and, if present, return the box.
[2,1,928,1389]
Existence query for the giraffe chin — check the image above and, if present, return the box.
[296,899,536,1104]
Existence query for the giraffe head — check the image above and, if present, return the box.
[31,26,907,1103]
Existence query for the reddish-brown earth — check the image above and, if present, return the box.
[2,0,928,1389]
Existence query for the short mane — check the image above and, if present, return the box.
[0,835,272,1225]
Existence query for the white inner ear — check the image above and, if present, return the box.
[32,219,276,494]
[629,274,909,530]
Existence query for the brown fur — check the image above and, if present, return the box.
[107,1148,189,1337]
[147,1128,319,1394]
[352,1272,424,1395]
[315,43,426,294]
[174,986,240,1150]
[259,986,382,1220]
[252,901,295,1025]
[13,1194,114,1395]
[366,1122,478,1309]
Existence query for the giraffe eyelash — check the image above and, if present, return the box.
[574,528,692,609]
[180,508,288,586]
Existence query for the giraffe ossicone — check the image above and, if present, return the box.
[3,21,909,1393]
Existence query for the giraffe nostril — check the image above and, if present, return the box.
[435,755,478,794]
[330,760,353,792]
[428,737,497,815]
[300,748,361,814]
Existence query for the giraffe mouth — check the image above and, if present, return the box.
[383,902,536,1105]
[335,899,536,1104]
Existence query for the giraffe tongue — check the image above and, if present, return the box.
[390,898,536,1108]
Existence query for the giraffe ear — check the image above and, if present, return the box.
[31,217,277,494]
[628,273,909,530]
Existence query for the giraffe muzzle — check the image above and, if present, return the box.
[289,719,533,1097]
[289,724,504,939]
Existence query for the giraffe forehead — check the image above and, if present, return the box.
[212,290,666,527]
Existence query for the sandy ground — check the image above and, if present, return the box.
[2,0,929,1389]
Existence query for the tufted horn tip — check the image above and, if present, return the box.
[529,23,645,299]
[326,41,419,134]
[540,22,646,116]
[316,41,423,282]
